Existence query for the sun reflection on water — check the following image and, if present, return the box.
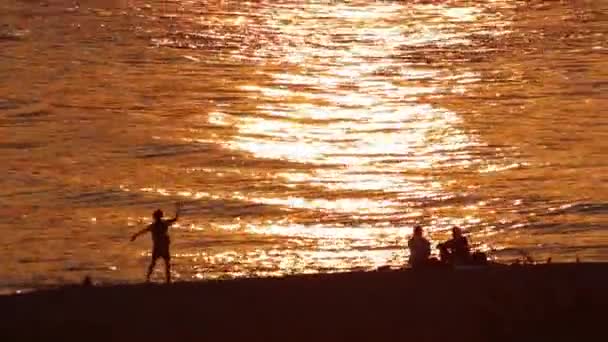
[136,0,517,279]
[4,0,607,291]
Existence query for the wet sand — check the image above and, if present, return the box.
[1,263,606,342]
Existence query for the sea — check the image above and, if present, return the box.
[1,0,606,292]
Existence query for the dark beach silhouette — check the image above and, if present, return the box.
[131,204,181,283]
[2,264,607,342]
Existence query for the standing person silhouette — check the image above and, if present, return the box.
[131,204,181,283]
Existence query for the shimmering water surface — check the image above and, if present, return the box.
[1,0,607,291]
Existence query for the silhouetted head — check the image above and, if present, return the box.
[452,226,462,238]
[153,209,164,221]
[413,225,423,237]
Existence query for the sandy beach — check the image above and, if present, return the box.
[1,263,606,342]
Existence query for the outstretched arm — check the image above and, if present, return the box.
[130,226,150,242]
[165,203,182,225]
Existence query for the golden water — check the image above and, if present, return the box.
[1,0,606,290]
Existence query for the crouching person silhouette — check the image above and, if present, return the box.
[131,204,181,283]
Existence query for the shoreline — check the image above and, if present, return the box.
[2,263,607,341]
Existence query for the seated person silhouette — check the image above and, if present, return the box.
[131,204,181,283]
[438,226,471,265]
[408,225,431,268]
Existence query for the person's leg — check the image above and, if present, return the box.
[146,256,157,282]
[163,256,171,283]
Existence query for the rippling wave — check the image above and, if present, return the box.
[0,0,606,291]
